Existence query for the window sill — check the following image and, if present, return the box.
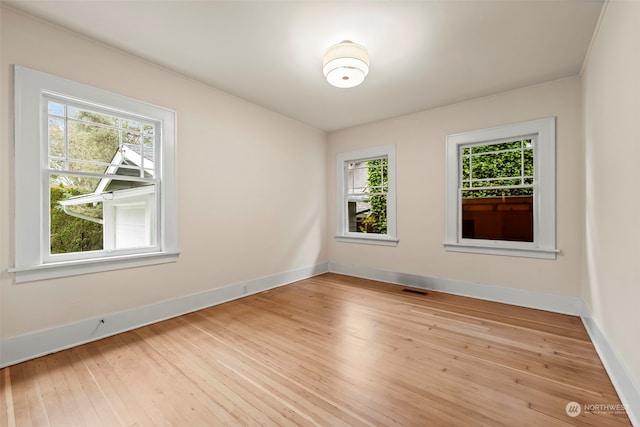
[336,235,399,247]
[443,242,557,259]
[9,251,180,283]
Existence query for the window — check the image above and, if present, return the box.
[460,139,534,242]
[11,66,178,282]
[336,145,397,246]
[444,117,557,259]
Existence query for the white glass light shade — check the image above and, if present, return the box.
[323,41,369,88]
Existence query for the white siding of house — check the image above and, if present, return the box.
[114,203,147,248]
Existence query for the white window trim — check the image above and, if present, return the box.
[10,65,179,283]
[444,117,558,259]
[336,145,398,246]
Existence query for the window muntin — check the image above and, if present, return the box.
[336,145,397,246]
[444,117,556,259]
[460,137,535,242]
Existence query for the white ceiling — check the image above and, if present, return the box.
[4,1,603,131]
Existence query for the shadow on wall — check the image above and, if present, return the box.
[282,207,326,273]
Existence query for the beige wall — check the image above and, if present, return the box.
[0,7,327,338]
[582,0,640,384]
[328,77,583,296]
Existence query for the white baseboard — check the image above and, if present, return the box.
[3,261,637,427]
[581,304,640,427]
[0,262,329,368]
[328,262,582,315]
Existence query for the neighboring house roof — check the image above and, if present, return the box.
[95,144,154,194]
[59,185,155,207]
[59,144,155,208]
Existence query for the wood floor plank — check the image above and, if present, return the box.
[0,273,632,426]
[16,360,50,427]
[0,365,15,427]
[185,312,401,426]
[43,352,90,426]
[65,349,120,427]
[75,343,157,425]
[134,321,302,426]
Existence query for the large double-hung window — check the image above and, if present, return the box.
[460,138,535,242]
[47,96,159,257]
[444,117,557,259]
[12,66,178,282]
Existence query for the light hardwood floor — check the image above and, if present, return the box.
[0,273,631,426]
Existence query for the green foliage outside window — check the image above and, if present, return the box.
[362,158,388,234]
[49,108,117,254]
[461,139,533,198]
[50,186,103,254]
[48,106,153,255]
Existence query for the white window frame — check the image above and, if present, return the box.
[10,65,179,283]
[336,145,398,246]
[444,117,557,259]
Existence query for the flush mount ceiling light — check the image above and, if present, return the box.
[323,40,369,88]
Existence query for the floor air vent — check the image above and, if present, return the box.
[402,288,428,296]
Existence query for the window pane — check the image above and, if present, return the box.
[49,159,65,170]
[347,196,387,234]
[121,119,141,132]
[51,173,101,194]
[68,106,118,127]
[471,140,521,153]
[461,194,533,242]
[122,131,142,145]
[471,151,521,180]
[48,101,65,117]
[462,188,533,199]
[48,116,65,157]
[122,143,155,176]
[462,155,470,181]
[68,160,112,175]
[50,102,159,254]
[470,178,522,188]
[47,101,156,179]
[524,148,534,176]
[68,121,119,163]
[347,163,368,192]
[50,173,157,254]
[50,175,104,255]
[346,156,388,235]
[460,138,534,243]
